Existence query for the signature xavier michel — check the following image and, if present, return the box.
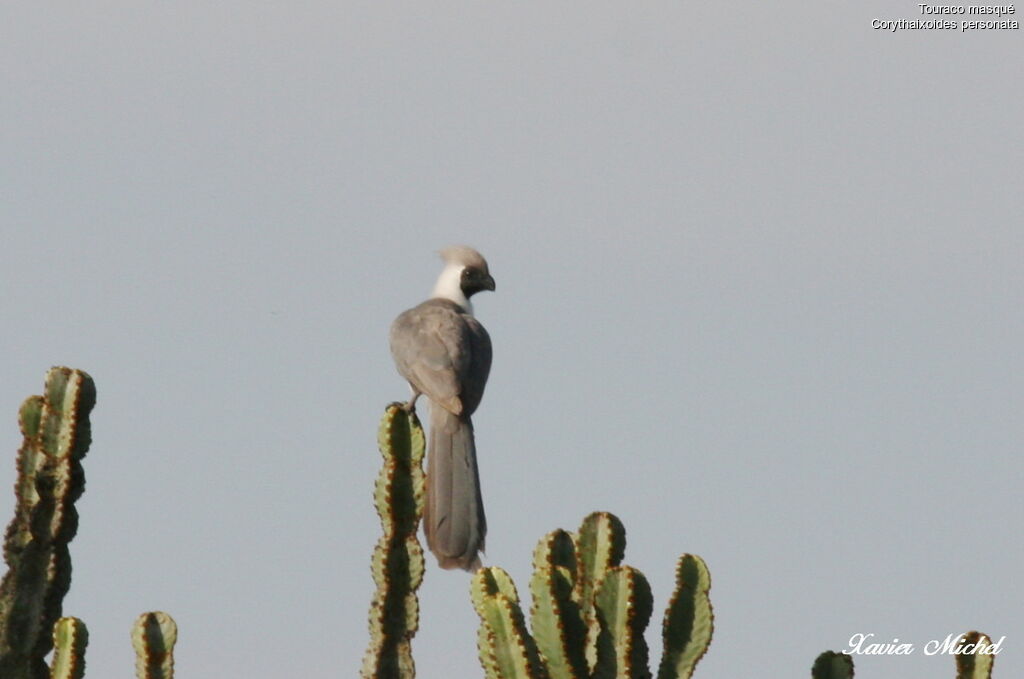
[846,633,1005,656]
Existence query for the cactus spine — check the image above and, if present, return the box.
[361,405,427,679]
[472,511,713,679]
[0,367,96,679]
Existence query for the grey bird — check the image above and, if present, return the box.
[389,246,495,570]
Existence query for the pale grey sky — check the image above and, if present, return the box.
[2,3,1021,678]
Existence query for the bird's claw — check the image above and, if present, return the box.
[386,399,418,415]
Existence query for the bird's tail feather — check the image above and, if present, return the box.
[425,405,486,570]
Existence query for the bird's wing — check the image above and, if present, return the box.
[457,315,491,416]
[390,300,476,415]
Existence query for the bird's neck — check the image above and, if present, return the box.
[432,263,473,314]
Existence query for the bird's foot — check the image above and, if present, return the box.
[387,399,418,415]
[401,393,421,414]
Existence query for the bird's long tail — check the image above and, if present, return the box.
[425,404,486,570]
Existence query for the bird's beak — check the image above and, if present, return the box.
[483,275,496,292]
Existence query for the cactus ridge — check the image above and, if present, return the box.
[656,554,713,679]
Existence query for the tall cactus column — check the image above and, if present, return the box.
[0,367,96,679]
[361,404,427,679]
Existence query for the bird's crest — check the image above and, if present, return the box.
[439,245,489,272]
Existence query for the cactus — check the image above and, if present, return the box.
[0,367,96,679]
[472,567,547,679]
[954,631,995,679]
[471,512,713,679]
[591,566,653,679]
[812,651,854,679]
[657,555,712,679]
[47,611,177,679]
[0,369,182,679]
[361,404,427,679]
[528,531,587,679]
[575,512,625,670]
[131,612,177,679]
[49,617,88,679]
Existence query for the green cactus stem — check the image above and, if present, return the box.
[656,555,713,679]
[131,612,177,679]
[0,367,96,679]
[528,530,587,679]
[471,566,548,679]
[591,566,653,679]
[575,513,625,623]
[473,512,714,679]
[955,631,995,679]
[49,617,87,679]
[574,512,625,669]
[361,405,427,679]
[811,651,854,679]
